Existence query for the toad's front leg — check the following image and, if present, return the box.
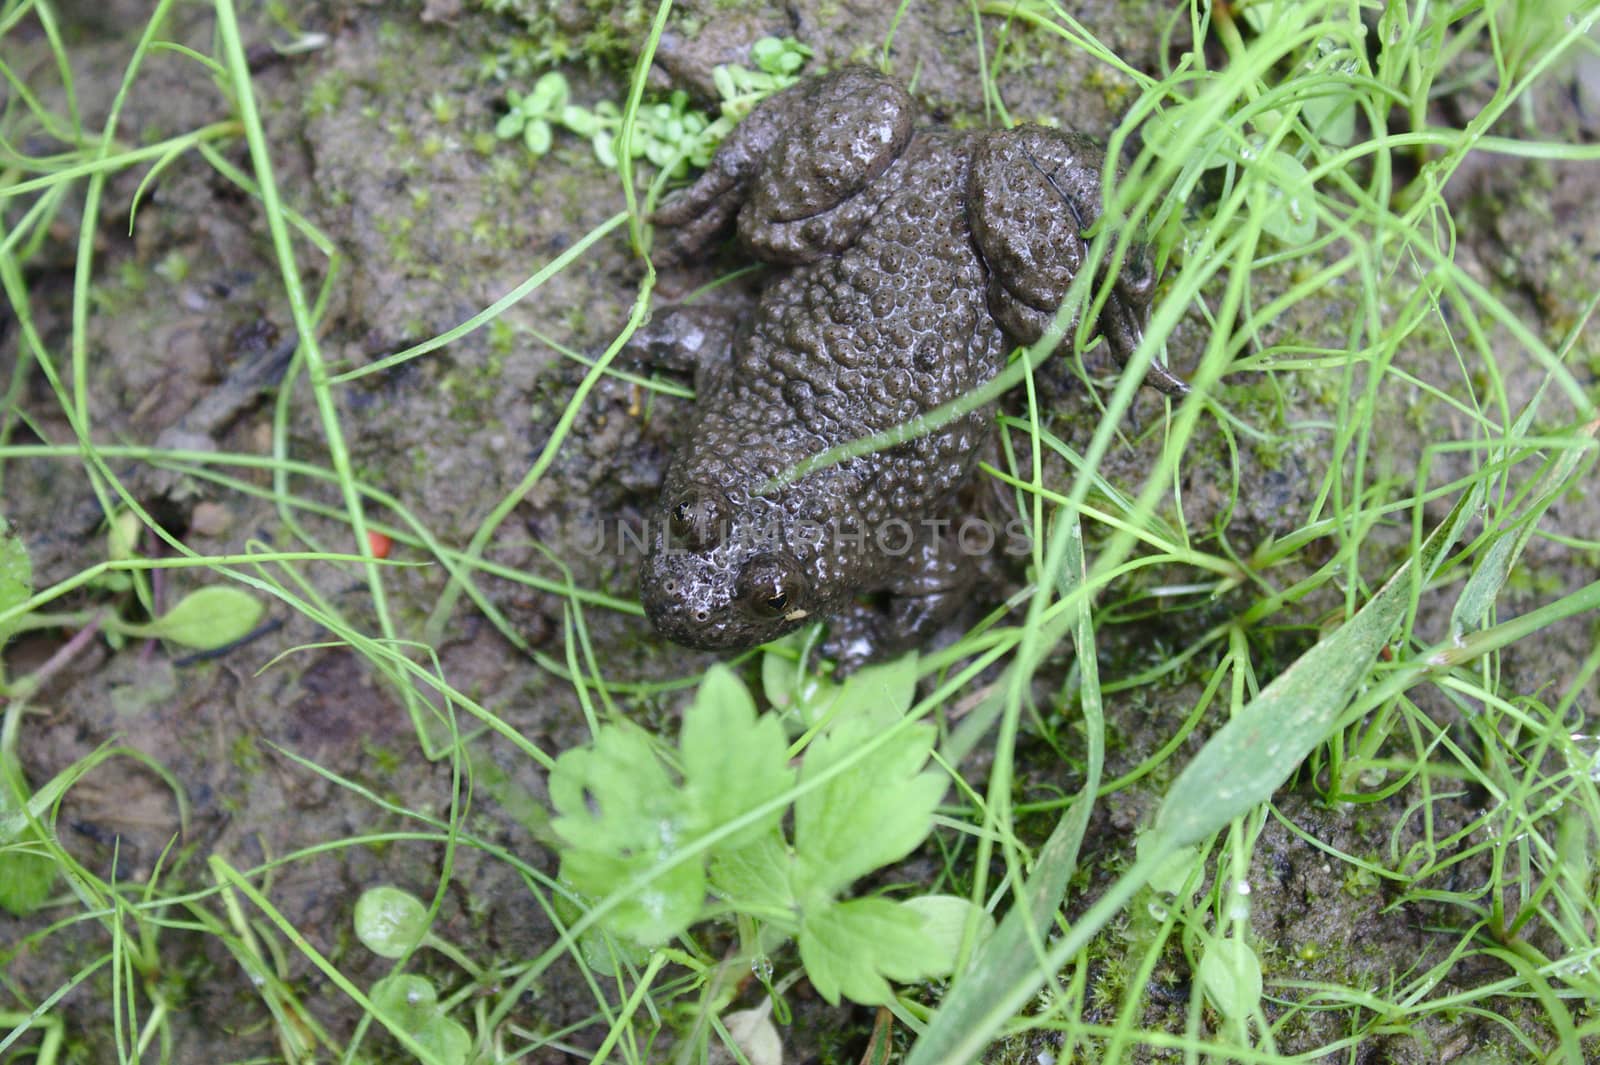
[653,67,916,266]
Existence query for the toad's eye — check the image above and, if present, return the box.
[736,554,806,620]
[667,489,731,551]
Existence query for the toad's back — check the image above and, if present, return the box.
[716,131,1003,517]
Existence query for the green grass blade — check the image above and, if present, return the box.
[1150,483,1480,848]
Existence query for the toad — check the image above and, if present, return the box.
[639,67,1183,662]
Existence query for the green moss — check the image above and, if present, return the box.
[303,70,347,118]
[231,732,263,774]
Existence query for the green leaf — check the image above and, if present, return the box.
[371,974,470,1065]
[549,724,707,944]
[524,117,552,156]
[1141,106,1231,169]
[0,842,56,916]
[354,886,428,959]
[0,519,33,644]
[709,829,796,923]
[825,652,918,730]
[561,104,600,138]
[529,70,568,113]
[793,715,944,899]
[1197,936,1263,1020]
[370,972,438,1028]
[412,1016,471,1065]
[559,847,705,946]
[494,111,524,140]
[902,894,995,977]
[147,585,264,649]
[592,130,617,169]
[0,753,55,915]
[681,665,795,850]
[1251,149,1316,244]
[798,897,947,1005]
[549,724,689,854]
[1304,94,1356,146]
[761,640,837,728]
[1450,418,1597,640]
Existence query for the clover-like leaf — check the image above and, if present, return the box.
[793,714,944,899]
[798,897,947,1005]
[682,665,795,851]
[354,885,428,959]
[370,972,438,1028]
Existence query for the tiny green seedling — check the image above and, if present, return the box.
[353,885,483,1064]
[493,37,813,175]
[0,511,265,667]
[548,655,989,1007]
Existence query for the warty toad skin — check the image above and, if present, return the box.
[639,67,1183,662]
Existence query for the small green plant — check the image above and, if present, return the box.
[493,37,813,174]
[549,654,986,1006]
[0,511,265,674]
[352,885,487,1064]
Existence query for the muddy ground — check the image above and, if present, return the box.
[3,1,1598,1063]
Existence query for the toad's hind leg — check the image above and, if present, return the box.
[969,127,1185,395]
[653,67,916,266]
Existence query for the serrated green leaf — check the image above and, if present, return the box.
[798,897,947,1005]
[709,828,796,924]
[148,585,264,649]
[825,652,918,730]
[549,724,692,858]
[0,519,33,643]
[560,847,705,946]
[549,724,709,944]
[682,666,795,850]
[794,716,944,899]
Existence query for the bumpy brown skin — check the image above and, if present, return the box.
[640,68,1181,661]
